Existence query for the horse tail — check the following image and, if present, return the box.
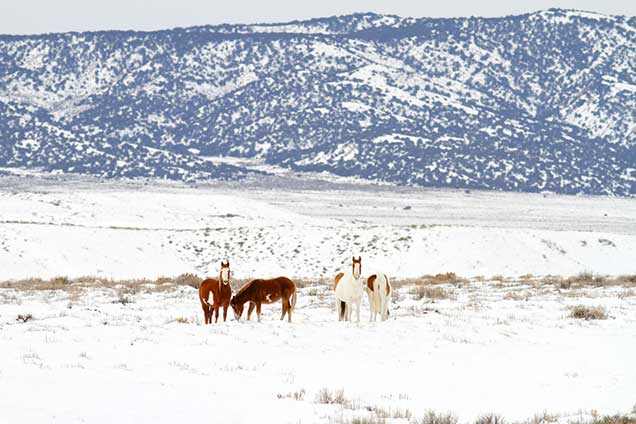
[339,300,346,320]
[290,290,297,311]
[382,273,391,318]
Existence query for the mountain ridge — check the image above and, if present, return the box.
[1,9,635,195]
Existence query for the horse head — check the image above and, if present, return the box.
[352,256,362,279]
[230,296,243,320]
[220,259,230,285]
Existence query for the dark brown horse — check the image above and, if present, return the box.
[198,260,232,324]
[230,277,297,323]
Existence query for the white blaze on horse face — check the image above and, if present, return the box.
[221,268,230,284]
[353,262,361,279]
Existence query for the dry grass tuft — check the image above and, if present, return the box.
[569,305,608,320]
[567,414,636,424]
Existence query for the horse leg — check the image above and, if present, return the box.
[247,302,255,321]
[280,298,287,321]
[356,300,361,323]
[380,298,387,321]
[202,305,209,324]
[285,296,292,323]
[256,302,262,323]
[214,305,220,323]
[223,303,228,322]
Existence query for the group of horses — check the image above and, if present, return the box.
[198,257,391,324]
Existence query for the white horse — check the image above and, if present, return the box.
[334,256,365,322]
[365,273,391,321]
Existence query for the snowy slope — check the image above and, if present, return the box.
[1,177,635,280]
[1,10,636,195]
[1,280,635,423]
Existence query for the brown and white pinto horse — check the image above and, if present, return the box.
[334,256,365,322]
[366,273,391,321]
[230,277,297,323]
[198,260,232,324]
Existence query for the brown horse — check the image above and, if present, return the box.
[198,260,232,324]
[230,277,297,323]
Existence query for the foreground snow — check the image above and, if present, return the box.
[1,280,635,423]
[1,178,636,280]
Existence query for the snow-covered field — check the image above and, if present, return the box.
[1,278,635,423]
[1,175,636,280]
[1,175,636,423]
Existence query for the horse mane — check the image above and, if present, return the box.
[235,279,257,298]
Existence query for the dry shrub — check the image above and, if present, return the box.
[410,286,452,300]
[541,273,636,290]
[475,414,505,424]
[113,295,133,305]
[618,289,636,298]
[425,273,467,285]
[413,411,458,424]
[569,305,608,320]
[277,389,305,401]
[392,273,467,290]
[173,273,202,288]
[523,411,559,424]
[348,418,385,424]
[316,388,347,405]
[173,317,189,324]
[293,279,314,289]
[371,406,412,420]
[0,274,205,292]
[567,415,636,424]
[16,313,33,323]
[503,291,525,301]
[567,272,608,287]
[615,275,636,285]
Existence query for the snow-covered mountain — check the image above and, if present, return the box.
[1,9,635,194]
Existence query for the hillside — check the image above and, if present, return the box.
[1,9,635,194]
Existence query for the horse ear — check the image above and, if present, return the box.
[358,256,362,261]
[352,256,355,262]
